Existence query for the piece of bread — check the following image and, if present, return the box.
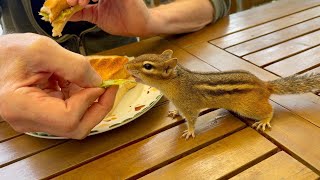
[88,55,132,80]
[88,55,137,116]
[39,0,83,37]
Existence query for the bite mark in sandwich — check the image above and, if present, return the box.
[88,55,138,118]
[39,0,84,37]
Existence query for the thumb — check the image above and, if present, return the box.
[69,5,98,24]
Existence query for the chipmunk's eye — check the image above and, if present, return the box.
[143,63,153,70]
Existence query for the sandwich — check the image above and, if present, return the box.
[88,55,137,117]
[39,0,83,37]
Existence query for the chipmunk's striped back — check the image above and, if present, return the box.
[177,66,267,97]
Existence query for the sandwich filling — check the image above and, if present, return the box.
[39,5,83,37]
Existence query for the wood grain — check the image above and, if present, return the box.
[141,128,277,180]
[243,30,320,66]
[186,42,276,81]
[0,122,21,142]
[211,6,320,49]
[226,17,320,56]
[167,0,320,48]
[303,65,320,75]
[0,136,65,168]
[252,102,320,173]
[0,102,180,179]
[265,46,320,77]
[55,110,245,179]
[99,37,218,72]
[231,151,319,179]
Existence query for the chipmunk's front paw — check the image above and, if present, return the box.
[181,129,195,140]
[252,121,271,131]
[168,110,181,119]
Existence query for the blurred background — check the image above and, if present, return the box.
[0,0,276,36]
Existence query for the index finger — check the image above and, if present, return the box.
[29,36,102,88]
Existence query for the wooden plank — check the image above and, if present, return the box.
[211,6,320,49]
[303,66,320,75]
[55,110,246,179]
[99,37,218,72]
[0,122,21,142]
[186,42,320,172]
[226,17,320,56]
[186,42,276,81]
[231,151,319,179]
[141,128,277,180]
[166,0,320,48]
[243,30,320,66]
[0,135,65,168]
[270,93,320,128]
[251,102,320,173]
[265,46,320,77]
[0,102,180,179]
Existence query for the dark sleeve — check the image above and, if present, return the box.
[209,0,231,22]
[0,0,2,19]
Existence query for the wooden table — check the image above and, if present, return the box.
[1,0,320,179]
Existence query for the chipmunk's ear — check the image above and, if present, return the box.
[162,58,177,77]
[160,49,173,59]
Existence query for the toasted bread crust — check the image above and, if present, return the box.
[88,56,132,80]
[41,0,70,22]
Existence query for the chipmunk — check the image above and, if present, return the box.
[125,50,320,139]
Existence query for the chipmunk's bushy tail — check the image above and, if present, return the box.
[267,73,320,95]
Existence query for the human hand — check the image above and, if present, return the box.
[67,0,152,37]
[0,33,118,139]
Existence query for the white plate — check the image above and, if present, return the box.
[26,84,162,139]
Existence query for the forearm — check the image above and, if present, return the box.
[146,0,214,36]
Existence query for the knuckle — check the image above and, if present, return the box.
[75,57,91,78]
[79,57,91,71]
[28,35,55,52]
[4,42,19,54]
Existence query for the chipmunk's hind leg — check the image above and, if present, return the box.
[252,111,273,131]
[235,100,273,131]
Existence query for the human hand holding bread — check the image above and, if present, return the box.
[40,0,214,37]
[39,0,151,37]
[0,33,120,139]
